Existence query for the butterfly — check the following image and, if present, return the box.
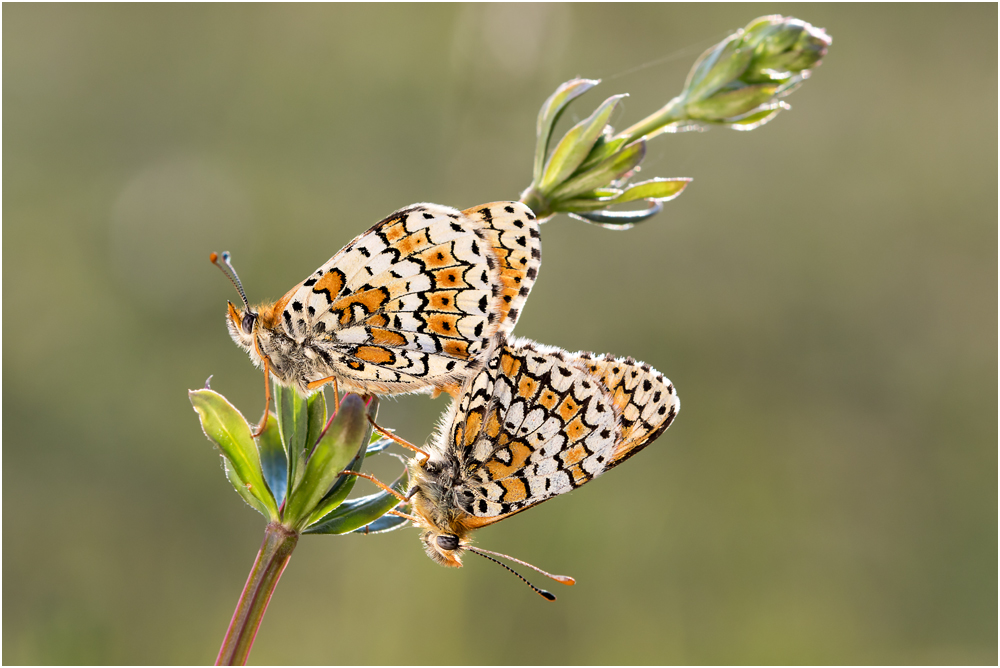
[212,201,540,432]
[398,332,679,598]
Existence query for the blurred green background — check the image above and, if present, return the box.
[4,3,996,664]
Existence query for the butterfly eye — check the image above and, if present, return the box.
[241,312,257,335]
[436,534,459,551]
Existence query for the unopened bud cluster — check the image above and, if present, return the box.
[521,15,830,224]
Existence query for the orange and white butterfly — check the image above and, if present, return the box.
[399,332,679,598]
[212,201,540,431]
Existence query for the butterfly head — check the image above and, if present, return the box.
[418,528,468,568]
[408,455,473,568]
[212,251,276,368]
[211,251,257,335]
[225,299,257,348]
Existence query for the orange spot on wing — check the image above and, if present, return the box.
[561,443,588,467]
[371,328,407,347]
[517,375,539,400]
[425,313,460,337]
[500,352,521,378]
[428,290,460,312]
[313,270,344,300]
[538,390,558,410]
[432,267,468,289]
[354,346,394,365]
[419,246,457,269]
[500,478,527,502]
[486,441,532,480]
[568,463,589,485]
[557,396,581,422]
[393,229,431,256]
[331,288,389,325]
[442,340,470,358]
[366,314,389,328]
[381,220,407,243]
[563,416,589,443]
[464,409,483,447]
[485,408,501,438]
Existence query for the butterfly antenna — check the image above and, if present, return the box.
[469,545,576,585]
[468,547,560,601]
[210,251,252,311]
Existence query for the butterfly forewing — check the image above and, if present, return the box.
[274,203,533,393]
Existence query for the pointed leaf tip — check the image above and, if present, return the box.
[190,389,278,519]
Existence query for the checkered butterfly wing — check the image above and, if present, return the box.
[445,335,678,525]
[276,202,539,392]
[460,202,541,336]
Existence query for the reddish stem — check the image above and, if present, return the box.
[216,523,299,665]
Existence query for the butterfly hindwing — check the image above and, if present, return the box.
[460,202,541,336]
[579,353,680,469]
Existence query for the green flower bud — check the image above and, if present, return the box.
[684,34,753,103]
[685,83,780,121]
[742,16,831,84]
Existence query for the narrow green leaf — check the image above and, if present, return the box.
[613,177,692,204]
[274,383,309,490]
[352,512,411,535]
[223,457,271,518]
[574,133,627,175]
[303,470,409,535]
[573,187,623,200]
[306,397,380,524]
[539,94,627,193]
[190,389,278,518]
[557,198,625,213]
[284,394,371,529]
[724,102,788,131]
[256,412,287,506]
[550,139,646,202]
[569,201,664,229]
[534,78,600,183]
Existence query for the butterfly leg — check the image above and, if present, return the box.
[340,470,408,503]
[252,357,272,438]
[387,508,420,523]
[367,417,430,462]
[306,376,341,412]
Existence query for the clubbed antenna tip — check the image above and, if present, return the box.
[468,546,575,601]
[211,250,252,310]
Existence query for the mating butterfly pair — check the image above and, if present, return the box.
[213,200,678,598]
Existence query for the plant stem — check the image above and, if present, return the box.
[616,96,687,145]
[216,522,299,666]
[519,186,552,221]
